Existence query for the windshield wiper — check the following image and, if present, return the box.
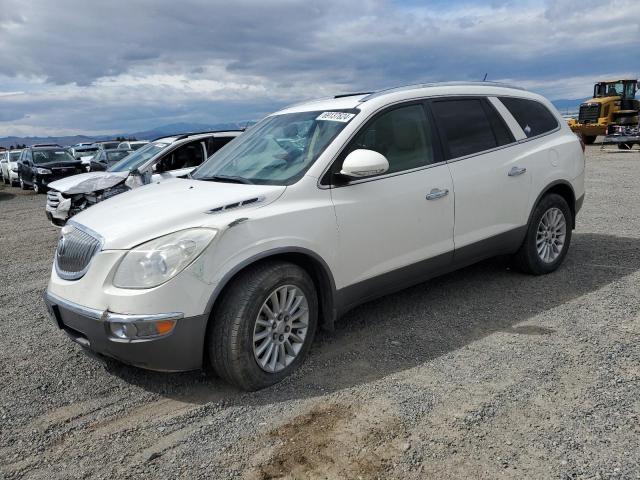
[198,175,254,185]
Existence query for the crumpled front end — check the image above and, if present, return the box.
[46,182,130,226]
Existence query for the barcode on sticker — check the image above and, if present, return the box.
[316,112,355,122]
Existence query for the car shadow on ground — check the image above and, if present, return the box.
[106,232,640,405]
[0,188,16,201]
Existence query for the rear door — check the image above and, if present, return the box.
[429,97,530,261]
[151,139,206,181]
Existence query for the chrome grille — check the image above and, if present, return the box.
[54,225,102,280]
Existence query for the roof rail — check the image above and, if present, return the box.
[152,129,245,142]
[333,92,373,99]
[360,81,527,102]
[31,143,63,148]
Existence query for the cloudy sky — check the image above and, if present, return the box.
[0,0,638,136]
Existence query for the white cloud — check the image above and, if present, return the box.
[0,0,638,135]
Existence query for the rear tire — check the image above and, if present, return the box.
[513,193,573,275]
[19,177,29,190]
[208,261,318,391]
[617,143,633,150]
[582,135,596,145]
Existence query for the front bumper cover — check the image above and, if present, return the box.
[43,290,207,372]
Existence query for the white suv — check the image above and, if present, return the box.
[44,83,585,390]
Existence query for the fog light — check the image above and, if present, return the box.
[110,322,138,339]
[108,319,176,340]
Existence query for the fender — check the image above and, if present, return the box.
[203,246,338,330]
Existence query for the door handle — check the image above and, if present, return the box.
[426,188,449,200]
[508,166,527,177]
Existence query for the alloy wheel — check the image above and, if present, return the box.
[536,207,566,263]
[252,285,309,373]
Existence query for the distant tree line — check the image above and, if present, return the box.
[9,144,27,149]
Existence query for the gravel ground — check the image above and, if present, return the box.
[1,145,639,479]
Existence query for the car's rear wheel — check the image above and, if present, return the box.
[617,143,633,150]
[208,261,318,390]
[19,176,29,190]
[582,135,596,145]
[513,193,573,275]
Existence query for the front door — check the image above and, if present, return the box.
[328,102,455,308]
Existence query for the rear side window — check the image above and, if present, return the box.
[499,97,558,137]
[431,98,510,159]
[204,136,234,158]
[343,104,436,175]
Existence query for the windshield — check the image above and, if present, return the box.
[595,82,624,97]
[32,149,76,164]
[100,142,120,149]
[131,142,147,150]
[9,152,21,161]
[107,142,167,172]
[192,110,357,185]
[105,150,131,162]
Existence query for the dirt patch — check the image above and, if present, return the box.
[248,402,402,480]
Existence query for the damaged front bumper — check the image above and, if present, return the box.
[46,191,72,226]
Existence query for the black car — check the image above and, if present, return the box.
[89,148,133,171]
[18,146,85,194]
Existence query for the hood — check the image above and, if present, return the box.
[72,178,286,249]
[48,171,129,194]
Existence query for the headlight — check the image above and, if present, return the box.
[113,228,217,289]
[36,167,52,175]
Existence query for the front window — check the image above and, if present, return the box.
[192,110,357,185]
[32,149,75,164]
[105,150,131,163]
[595,82,624,98]
[108,142,168,172]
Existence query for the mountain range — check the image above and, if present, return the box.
[0,99,589,148]
[0,121,251,149]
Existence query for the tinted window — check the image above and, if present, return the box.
[431,99,500,159]
[345,104,434,175]
[499,97,558,137]
[157,140,204,172]
[204,136,234,158]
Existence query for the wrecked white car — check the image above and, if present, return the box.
[45,130,242,225]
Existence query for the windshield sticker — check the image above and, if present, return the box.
[316,112,355,122]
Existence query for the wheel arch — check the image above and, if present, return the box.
[202,247,338,357]
[529,180,577,229]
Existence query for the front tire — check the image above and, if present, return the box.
[513,193,573,275]
[19,177,29,190]
[617,143,633,150]
[208,261,318,391]
[33,182,45,194]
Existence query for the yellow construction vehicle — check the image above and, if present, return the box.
[567,79,639,145]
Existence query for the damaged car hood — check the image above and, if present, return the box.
[71,178,286,249]
[48,171,129,194]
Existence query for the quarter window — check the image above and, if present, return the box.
[431,98,505,159]
[344,104,435,175]
[499,97,558,137]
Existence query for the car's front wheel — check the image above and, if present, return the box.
[513,193,573,275]
[208,261,318,391]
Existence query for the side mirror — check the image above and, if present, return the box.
[340,149,389,178]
